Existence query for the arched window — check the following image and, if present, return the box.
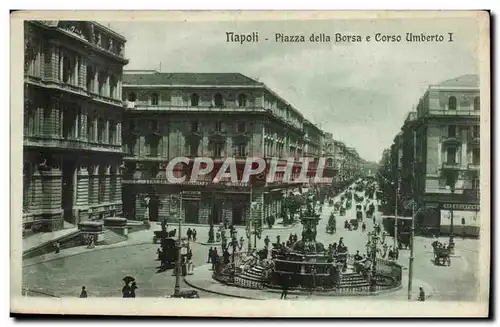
[128,92,137,102]
[151,93,159,106]
[214,93,224,107]
[448,96,457,110]
[474,96,480,110]
[191,93,199,107]
[238,94,247,107]
[327,158,333,167]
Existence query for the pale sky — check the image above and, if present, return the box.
[102,17,479,162]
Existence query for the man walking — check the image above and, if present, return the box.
[187,228,193,242]
[192,229,197,242]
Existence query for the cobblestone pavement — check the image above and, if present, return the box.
[22,184,481,301]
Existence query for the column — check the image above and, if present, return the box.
[94,70,99,94]
[79,57,86,88]
[117,122,122,145]
[59,104,64,137]
[73,56,79,86]
[104,165,111,203]
[105,75,110,97]
[93,117,98,141]
[59,52,64,82]
[105,120,110,144]
[115,165,122,203]
[80,106,87,141]
[139,135,146,157]
[135,193,146,221]
[31,168,43,213]
[40,160,63,231]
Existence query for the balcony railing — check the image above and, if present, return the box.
[441,135,461,146]
[123,102,267,113]
[426,110,480,117]
[467,163,480,171]
[441,162,461,170]
[24,136,123,153]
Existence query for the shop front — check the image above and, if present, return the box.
[439,203,480,237]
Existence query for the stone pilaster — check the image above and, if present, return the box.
[79,57,86,88]
[135,193,146,221]
[31,169,43,211]
[198,199,210,224]
[116,122,122,145]
[104,165,111,203]
[139,135,146,157]
[76,166,89,207]
[115,168,122,202]
[79,106,87,141]
[89,166,99,205]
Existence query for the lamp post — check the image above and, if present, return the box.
[173,192,183,297]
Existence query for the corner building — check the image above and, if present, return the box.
[389,75,481,236]
[23,21,128,232]
[121,71,328,226]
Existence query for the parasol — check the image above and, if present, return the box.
[123,276,135,283]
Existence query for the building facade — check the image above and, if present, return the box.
[385,75,480,236]
[121,71,328,226]
[23,21,129,232]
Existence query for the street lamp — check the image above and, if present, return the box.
[441,168,459,240]
[172,193,183,297]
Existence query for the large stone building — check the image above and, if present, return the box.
[23,21,129,232]
[385,74,480,236]
[120,70,329,226]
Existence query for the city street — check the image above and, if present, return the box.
[22,184,480,300]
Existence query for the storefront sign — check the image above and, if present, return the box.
[442,203,480,211]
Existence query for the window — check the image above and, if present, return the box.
[327,158,333,167]
[473,125,480,138]
[236,143,246,157]
[151,93,159,106]
[448,125,456,137]
[190,93,199,107]
[446,147,457,165]
[62,56,71,83]
[87,117,95,141]
[146,135,159,157]
[188,140,199,157]
[238,94,247,107]
[474,96,480,111]
[472,148,480,165]
[213,142,224,157]
[237,122,246,133]
[62,108,77,139]
[448,96,457,110]
[86,66,94,92]
[214,93,223,107]
[97,118,106,143]
[191,121,199,132]
[215,121,223,132]
[109,121,116,144]
[128,92,137,102]
[472,178,480,190]
[126,137,137,156]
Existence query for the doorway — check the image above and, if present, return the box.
[148,194,160,221]
[211,201,221,225]
[62,158,76,224]
[185,201,199,224]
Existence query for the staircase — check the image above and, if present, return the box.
[100,229,128,245]
[338,272,370,294]
[233,264,267,289]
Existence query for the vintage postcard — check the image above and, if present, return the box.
[10,10,490,317]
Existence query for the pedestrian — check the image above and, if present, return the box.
[130,282,138,298]
[122,282,131,298]
[280,276,290,300]
[187,228,192,241]
[53,241,60,254]
[79,286,88,298]
[289,233,294,243]
[192,228,197,242]
[418,287,425,301]
[264,236,270,248]
[211,249,218,271]
[223,249,230,265]
[239,236,245,250]
[207,247,213,263]
[276,235,281,246]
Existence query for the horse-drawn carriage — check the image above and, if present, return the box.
[157,237,179,268]
[344,218,358,230]
[153,229,177,244]
[432,241,451,266]
[398,232,411,249]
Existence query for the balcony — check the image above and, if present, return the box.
[441,135,461,146]
[24,136,123,154]
[123,103,267,113]
[426,110,480,117]
[467,163,480,171]
[441,162,461,170]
